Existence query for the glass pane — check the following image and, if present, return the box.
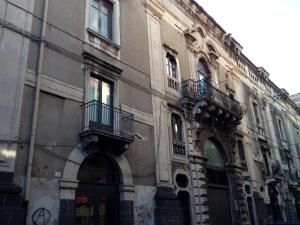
[101,6,109,38]
[88,78,99,124]
[204,140,225,168]
[99,198,107,225]
[88,77,99,101]
[75,196,94,225]
[98,197,116,225]
[90,6,99,32]
[101,81,112,126]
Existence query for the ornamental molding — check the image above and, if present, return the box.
[143,0,165,19]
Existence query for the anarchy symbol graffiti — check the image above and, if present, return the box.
[32,207,51,225]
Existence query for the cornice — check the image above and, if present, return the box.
[143,0,166,19]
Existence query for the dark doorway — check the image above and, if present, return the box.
[75,153,119,225]
[204,139,232,225]
[178,191,191,225]
[247,197,256,225]
[269,185,282,222]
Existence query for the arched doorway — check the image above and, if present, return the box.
[204,139,232,225]
[75,153,120,225]
[269,185,282,222]
[178,191,191,225]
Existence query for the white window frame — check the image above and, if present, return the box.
[87,0,120,43]
[163,47,182,96]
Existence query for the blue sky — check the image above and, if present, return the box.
[197,0,300,95]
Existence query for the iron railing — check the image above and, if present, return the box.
[172,140,186,157]
[181,79,244,118]
[82,100,134,141]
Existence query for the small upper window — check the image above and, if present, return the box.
[252,102,260,125]
[166,53,177,79]
[90,0,113,40]
[277,119,285,140]
[171,114,183,141]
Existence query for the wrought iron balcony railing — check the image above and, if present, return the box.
[80,100,134,143]
[181,79,244,119]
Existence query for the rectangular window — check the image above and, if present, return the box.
[90,0,113,40]
[87,77,113,127]
[252,102,260,125]
[277,119,284,140]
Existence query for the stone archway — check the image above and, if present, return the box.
[58,143,134,225]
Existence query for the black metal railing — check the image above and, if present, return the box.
[181,79,244,118]
[173,140,186,157]
[82,100,134,141]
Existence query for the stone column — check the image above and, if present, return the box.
[190,155,209,225]
[227,137,250,225]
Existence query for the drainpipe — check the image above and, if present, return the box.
[24,0,49,202]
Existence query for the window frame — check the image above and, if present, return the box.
[90,0,114,40]
[171,113,183,142]
[252,101,261,126]
[163,47,182,94]
[277,118,286,141]
[166,53,178,79]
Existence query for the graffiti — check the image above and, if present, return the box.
[32,207,51,225]
[135,203,152,225]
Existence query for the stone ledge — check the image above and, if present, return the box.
[59,179,78,189]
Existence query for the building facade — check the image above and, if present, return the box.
[0,0,300,225]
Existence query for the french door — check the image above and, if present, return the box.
[87,77,113,129]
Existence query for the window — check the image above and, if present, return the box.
[171,114,185,157]
[166,53,177,78]
[196,59,210,82]
[171,114,183,141]
[90,0,113,40]
[238,140,246,161]
[277,119,285,140]
[252,102,260,125]
[87,76,113,127]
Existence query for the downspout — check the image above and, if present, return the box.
[24,0,49,202]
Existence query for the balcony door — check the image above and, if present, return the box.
[196,59,210,97]
[87,76,113,129]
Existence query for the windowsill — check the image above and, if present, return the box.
[87,28,121,58]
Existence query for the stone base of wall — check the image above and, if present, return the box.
[59,199,75,225]
[120,200,134,225]
[253,192,272,225]
[0,172,25,225]
[58,199,134,225]
[154,186,181,225]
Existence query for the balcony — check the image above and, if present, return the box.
[265,162,284,184]
[172,140,186,158]
[181,79,245,127]
[80,101,134,153]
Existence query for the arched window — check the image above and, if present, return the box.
[166,53,177,79]
[196,58,210,82]
[204,139,227,185]
[204,139,225,168]
[171,113,183,141]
